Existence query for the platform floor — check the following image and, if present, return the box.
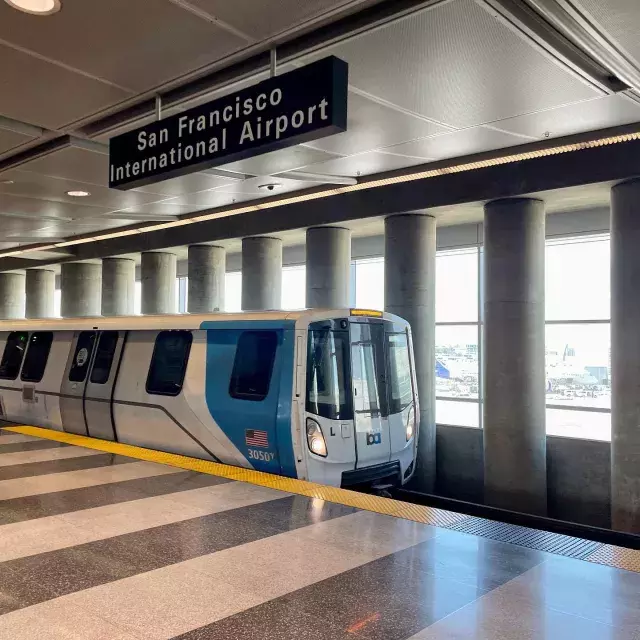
[0,428,639,639]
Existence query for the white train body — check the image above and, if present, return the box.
[0,309,418,487]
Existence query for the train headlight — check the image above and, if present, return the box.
[406,405,415,442]
[306,418,327,457]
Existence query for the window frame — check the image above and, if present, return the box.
[89,331,120,385]
[0,331,29,381]
[20,331,54,383]
[229,330,278,402]
[145,330,193,397]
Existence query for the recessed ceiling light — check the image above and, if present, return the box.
[258,182,283,192]
[4,0,61,15]
[66,190,90,197]
[0,180,14,185]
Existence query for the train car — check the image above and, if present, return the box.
[0,308,418,488]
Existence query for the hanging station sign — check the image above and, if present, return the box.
[108,56,348,190]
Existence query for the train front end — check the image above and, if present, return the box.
[299,309,418,488]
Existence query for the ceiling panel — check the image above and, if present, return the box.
[0,129,36,156]
[493,94,640,140]
[573,0,640,68]
[0,216,61,235]
[219,146,340,175]
[0,0,246,92]
[303,0,599,129]
[186,0,368,40]
[0,44,131,130]
[131,172,239,197]
[305,92,450,156]
[298,151,429,177]
[0,169,164,211]
[0,193,110,221]
[384,126,526,161]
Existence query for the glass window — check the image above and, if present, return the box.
[69,332,97,383]
[54,289,61,318]
[229,331,277,401]
[352,341,382,415]
[21,332,54,383]
[134,281,141,315]
[436,325,479,399]
[386,332,413,413]
[306,328,352,420]
[282,265,306,310]
[436,399,480,428]
[436,249,478,323]
[90,331,119,385]
[225,272,242,312]
[546,408,610,442]
[146,331,192,396]
[546,236,609,321]
[0,332,29,380]
[354,258,384,311]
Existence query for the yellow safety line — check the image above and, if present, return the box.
[4,424,640,574]
[0,425,464,527]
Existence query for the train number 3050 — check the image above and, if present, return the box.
[247,449,276,462]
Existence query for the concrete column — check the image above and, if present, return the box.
[306,226,351,308]
[385,214,436,491]
[241,237,282,311]
[61,262,101,317]
[141,252,176,315]
[611,179,640,533]
[483,198,546,516]
[101,258,135,316]
[26,269,54,319]
[187,245,225,313]
[0,273,25,320]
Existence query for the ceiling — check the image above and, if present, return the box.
[0,0,640,265]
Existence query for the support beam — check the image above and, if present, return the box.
[611,178,640,533]
[101,258,135,317]
[26,269,54,319]
[187,245,225,313]
[141,252,176,315]
[61,262,101,318]
[306,226,351,308]
[385,213,436,492]
[483,198,547,515]
[0,273,25,320]
[241,237,282,311]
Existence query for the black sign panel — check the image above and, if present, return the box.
[108,56,348,190]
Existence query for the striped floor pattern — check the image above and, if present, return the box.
[1,428,639,639]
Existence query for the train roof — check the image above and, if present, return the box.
[0,309,408,332]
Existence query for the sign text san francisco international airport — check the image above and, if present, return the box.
[108,57,348,190]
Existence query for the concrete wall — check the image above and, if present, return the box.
[434,425,611,528]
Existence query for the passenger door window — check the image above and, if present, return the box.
[90,332,120,385]
[0,332,29,380]
[20,332,54,383]
[229,331,277,401]
[69,332,97,383]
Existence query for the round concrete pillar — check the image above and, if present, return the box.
[102,258,135,316]
[26,269,54,319]
[141,252,176,315]
[306,226,351,308]
[611,178,640,533]
[61,262,101,318]
[241,237,282,311]
[0,272,25,320]
[188,245,225,313]
[385,214,436,492]
[483,198,547,516]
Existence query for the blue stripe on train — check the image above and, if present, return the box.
[200,320,297,478]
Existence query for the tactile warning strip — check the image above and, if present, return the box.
[448,516,603,560]
[3,424,640,573]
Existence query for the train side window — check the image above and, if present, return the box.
[146,331,192,396]
[229,331,277,401]
[90,332,119,385]
[69,332,97,383]
[0,332,29,380]
[20,332,54,383]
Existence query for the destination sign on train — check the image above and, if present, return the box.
[108,56,348,190]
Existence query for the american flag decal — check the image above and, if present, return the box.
[245,429,269,448]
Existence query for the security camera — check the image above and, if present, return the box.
[258,182,282,192]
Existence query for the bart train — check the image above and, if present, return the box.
[0,309,418,487]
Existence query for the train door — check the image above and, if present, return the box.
[351,321,391,468]
[84,331,126,441]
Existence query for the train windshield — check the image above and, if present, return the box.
[306,320,414,420]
